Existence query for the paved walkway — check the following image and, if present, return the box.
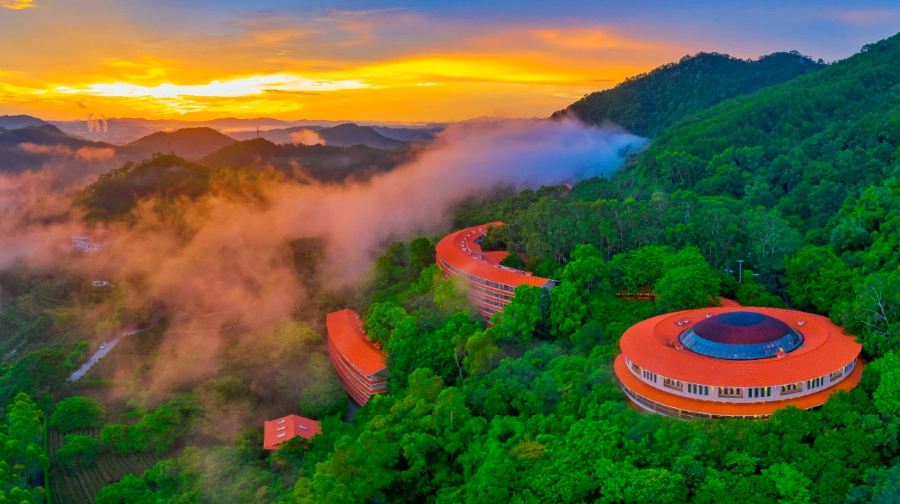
[67,328,143,382]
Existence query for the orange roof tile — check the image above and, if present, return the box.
[435,222,552,289]
[326,309,387,377]
[263,414,321,450]
[619,307,862,387]
[614,354,863,417]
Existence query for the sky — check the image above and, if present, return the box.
[0,0,897,122]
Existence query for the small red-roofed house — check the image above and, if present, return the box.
[263,415,321,450]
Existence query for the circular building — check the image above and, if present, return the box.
[614,307,863,419]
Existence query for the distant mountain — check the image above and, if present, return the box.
[201,138,408,182]
[121,127,236,161]
[232,123,410,150]
[0,115,46,129]
[0,124,115,173]
[555,51,825,137]
[317,123,406,149]
[371,125,441,143]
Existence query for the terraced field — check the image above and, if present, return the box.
[47,427,161,503]
[0,279,93,363]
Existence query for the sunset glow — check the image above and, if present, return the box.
[0,1,896,121]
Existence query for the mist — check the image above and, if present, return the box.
[0,117,645,395]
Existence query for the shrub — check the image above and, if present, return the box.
[50,396,106,432]
[56,434,99,469]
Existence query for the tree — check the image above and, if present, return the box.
[655,247,720,311]
[871,352,900,417]
[0,393,46,503]
[785,246,854,313]
[493,286,549,342]
[56,434,99,469]
[735,269,785,307]
[50,395,106,432]
[763,463,812,504]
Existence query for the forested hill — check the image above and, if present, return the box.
[634,32,900,230]
[555,51,823,136]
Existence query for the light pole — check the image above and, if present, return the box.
[736,259,744,284]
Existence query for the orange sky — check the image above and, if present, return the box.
[1,1,895,122]
[0,5,687,121]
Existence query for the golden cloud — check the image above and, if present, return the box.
[0,0,33,10]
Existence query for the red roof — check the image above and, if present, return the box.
[263,415,321,450]
[435,222,552,289]
[619,307,862,386]
[325,309,386,377]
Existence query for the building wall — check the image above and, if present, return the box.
[326,334,387,406]
[623,355,858,404]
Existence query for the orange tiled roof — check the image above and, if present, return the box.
[325,309,386,377]
[619,307,862,387]
[263,414,321,450]
[614,354,863,417]
[435,222,552,289]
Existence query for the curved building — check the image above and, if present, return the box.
[436,222,555,318]
[614,307,864,419]
[326,309,388,406]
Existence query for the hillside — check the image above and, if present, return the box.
[632,33,900,229]
[201,138,408,182]
[317,123,406,149]
[556,51,824,137]
[74,154,255,220]
[0,115,46,129]
[232,123,410,149]
[121,127,236,160]
[0,124,115,172]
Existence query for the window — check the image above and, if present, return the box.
[748,387,771,398]
[642,370,657,383]
[718,387,743,398]
[806,376,825,389]
[663,377,683,391]
[631,362,641,374]
[781,382,803,395]
[830,369,843,382]
[687,383,709,396]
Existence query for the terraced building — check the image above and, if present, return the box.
[326,309,388,406]
[436,222,555,319]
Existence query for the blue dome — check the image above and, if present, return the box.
[679,311,803,360]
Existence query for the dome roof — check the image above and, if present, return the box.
[679,311,803,360]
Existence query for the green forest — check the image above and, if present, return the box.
[0,31,898,504]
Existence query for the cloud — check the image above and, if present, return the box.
[290,129,325,145]
[17,142,116,161]
[821,8,900,27]
[0,0,33,10]
[0,6,681,121]
[0,118,645,395]
[55,74,369,98]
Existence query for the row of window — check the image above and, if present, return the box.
[623,386,767,420]
[438,257,516,293]
[470,283,514,302]
[626,356,856,401]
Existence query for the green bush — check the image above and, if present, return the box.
[57,434,99,469]
[50,396,106,432]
